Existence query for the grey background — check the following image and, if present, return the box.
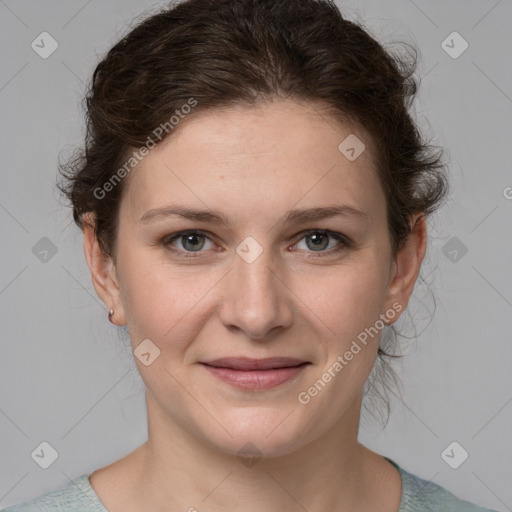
[1,0,511,509]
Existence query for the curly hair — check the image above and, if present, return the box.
[58,0,449,425]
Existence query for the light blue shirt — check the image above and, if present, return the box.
[2,458,499,511]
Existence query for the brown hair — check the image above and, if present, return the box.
[58,0,449,424]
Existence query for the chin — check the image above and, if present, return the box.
[201,406,311,460]
[216,433,303,461]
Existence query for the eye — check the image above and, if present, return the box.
[292,230,351,256]
[164,230,215,257]
[162,229,351,259]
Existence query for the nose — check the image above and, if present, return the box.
[219,244,294,340]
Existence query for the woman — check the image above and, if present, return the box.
[3,0,499,510]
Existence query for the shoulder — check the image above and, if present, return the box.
[397,464,499,512]
[1,475,107,512]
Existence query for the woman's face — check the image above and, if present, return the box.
[87,99,424,458]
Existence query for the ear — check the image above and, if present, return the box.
[83,213,126,326]
[383,213,427,323]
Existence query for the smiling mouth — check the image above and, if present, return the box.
[199,357,311,390]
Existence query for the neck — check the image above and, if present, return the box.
[126,390,386,512]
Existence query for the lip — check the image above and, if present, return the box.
[200,357,310,390]
[202,357,307,370]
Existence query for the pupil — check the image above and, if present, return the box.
[184,234,204,251]
[307,233,328,251]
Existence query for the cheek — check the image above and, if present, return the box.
[293,258,389,348]
[117,253,223,352]
[293,263,390,418]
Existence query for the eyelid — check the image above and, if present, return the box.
[164,229,217,255]
[292,228,350,244]
[290,229,352,255]
[163,228,351,257]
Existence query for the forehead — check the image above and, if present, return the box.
[120,100,385,226]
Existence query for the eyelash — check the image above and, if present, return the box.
[162,229,352,259]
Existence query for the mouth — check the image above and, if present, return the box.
[199,357,311,390]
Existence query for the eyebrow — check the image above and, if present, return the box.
[139,204,370,226]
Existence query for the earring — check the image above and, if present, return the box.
[108,309,115,323]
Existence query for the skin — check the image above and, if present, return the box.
[83,99,426,512]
